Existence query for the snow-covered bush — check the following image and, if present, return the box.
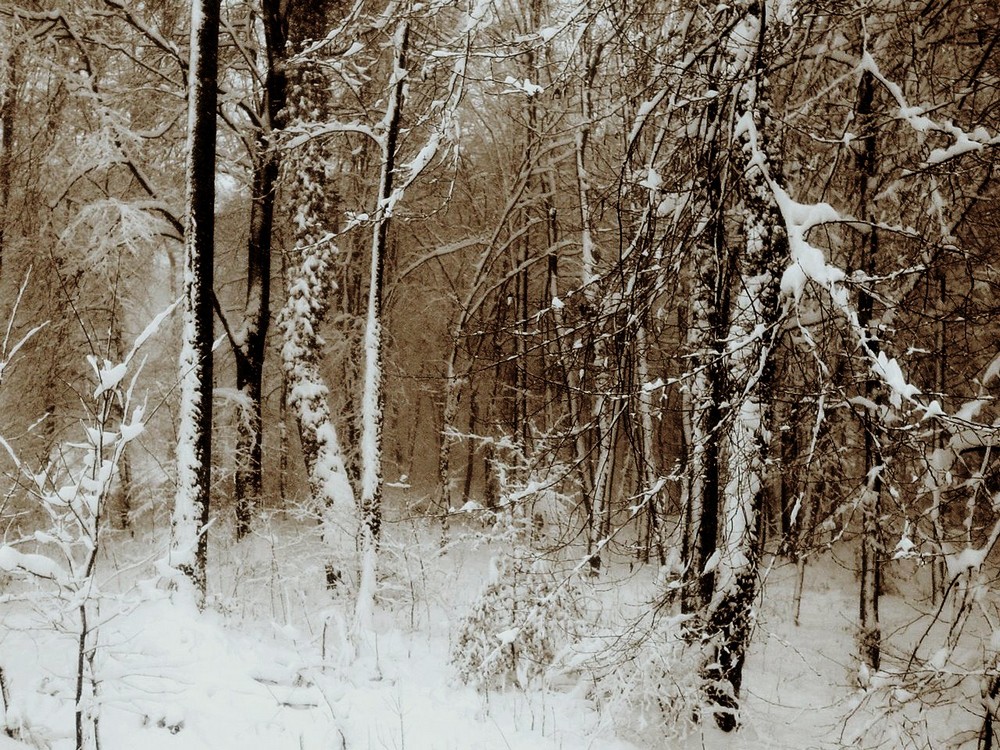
[451,547,588,690]
[582,610,705,744]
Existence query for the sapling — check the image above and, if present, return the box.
[0,305,169,750]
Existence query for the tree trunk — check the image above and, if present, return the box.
[356,20,409,632]
[681,80,729,615]
[636,322,665,566]
[702,5,786,730]
[460,391,478,506]
[172,0,221,602]
[233,0,287,539]
[279,1,356,587]
[0,44,16,282]
[856,67,883,672]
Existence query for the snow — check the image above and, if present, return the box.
[0,545,65,580]
[1,506,997,750]
[404,131,440,183]
[626,91,668,146]
[871,351,921,408]
[501,76,543,96]
[496,627,520,645]
[860,51,998,166]
[538,26,559,42]
[641,377,665,393]
[702,549,721,574]
[771,184,843,301]
[171,317,204,576]
[892,532,915,560]
[0,521,652,750]
[638,167,662,191]
[90,359,127,399]
[983,350,1000,387]
[955,397,988,424]
[920,399,943,421]
[945,545,989,579]
[129,300,180,359]
[463,0,493,32]
[927,132,984,164]
[770,180,929,411]
[729,13,761,71]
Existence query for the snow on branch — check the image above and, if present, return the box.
[859,51,999,167]
[760,156,925,409]
[769,176,1000,427]
[773,185,844,301]
[283,121,381,150]
[0,546,67,582]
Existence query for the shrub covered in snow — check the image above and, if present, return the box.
[451,547,588,690]
[581,610,706,744]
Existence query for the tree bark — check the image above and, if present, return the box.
[682,78,729,615]
[0,43,16,283]
[279,1,357,586]
[233,0,287,539]
[172,0,221,601]
[356,20,409,631]
[702,4,787,730]
[855,67,883,672]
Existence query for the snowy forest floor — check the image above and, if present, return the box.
[0,502,987,750]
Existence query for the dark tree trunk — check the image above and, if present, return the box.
[234,0,287,539]
[172,0,221,600]
[0,46,16,281]
[697,5,787,730]
[682,78,730,615]
[856,67,883,672]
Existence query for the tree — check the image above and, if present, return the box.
[277,1,358,586]
[172,0,221,601]
[699,4,788,728]
[228,0,287,539]
[356,16,409,630]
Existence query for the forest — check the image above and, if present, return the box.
[0,0,997,748]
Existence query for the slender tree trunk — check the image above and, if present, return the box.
[356,20,409,631]
[171,0,221,602]
[460,392,478,506]
[636,323,665,566]
[930,268,947,601]
[573,35,619,575]
[682,83,729,615]
[792,486,814,626]
[560,42,598,523]
[110,326,133,531]
[437,361,462,517]
[779,402,800,550]
[587,378,619,573]
[234,0,287,539]
[856,67,883,672]
[0,46,16,282]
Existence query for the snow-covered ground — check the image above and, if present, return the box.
[0,511,987,749]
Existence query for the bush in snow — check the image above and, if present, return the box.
[451,545,588,690]
[583,609,705,744]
